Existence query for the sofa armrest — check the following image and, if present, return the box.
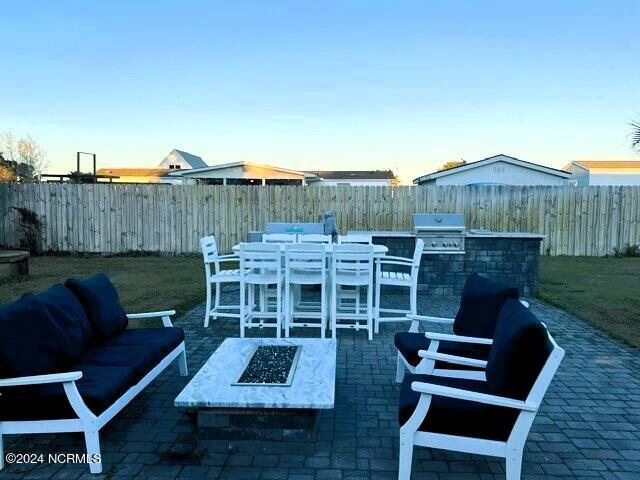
[0,371,83,388]
[418,351,487,368]
[425,332,493,345]
[127,310,176,327]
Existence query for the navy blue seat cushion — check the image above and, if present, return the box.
[101,327,185,357]
[0,296,74,378]
[77,344,163,382]
[398,373,518,441]
[486,300,553,400]
[0,365,136,421]
[394,332,490,370]
[65,274,128,340]
[453,273,520,339]
[26,285,94,362]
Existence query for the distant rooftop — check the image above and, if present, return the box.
[309,170,396,180]
[170,150,207,169]
[96,168,170,177]
[567,160,640,170]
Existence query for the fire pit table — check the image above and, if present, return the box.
[174,337,336,447]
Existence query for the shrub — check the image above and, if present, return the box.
[612,244,640,258]
[12,207,43,254]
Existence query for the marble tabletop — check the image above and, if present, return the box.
[174,337,337,409]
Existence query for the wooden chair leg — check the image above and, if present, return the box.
[178,348,188,376]
[204,282,212,327]
[239,282,246,338]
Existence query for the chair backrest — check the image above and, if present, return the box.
[200,235,220,264]
[285,243,327,276]
[485,300,556,401]
[410,239,425,280]
[263,233,298,244]
[453,273,520,339]
[337,234,372,245]
[298,234,332,244]
[238,243,282,276]
[332,244,374,280]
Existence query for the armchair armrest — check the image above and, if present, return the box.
[407,315,454,325]
[418,351,487,368]
[378,255,413,264]
[0,371,83,388]
[216,254,240,262]
[425,332,493,345]
[127,310,176,327]
[410,381,538,411]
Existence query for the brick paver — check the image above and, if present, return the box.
[3,290,640,479]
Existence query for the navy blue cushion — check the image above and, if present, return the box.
[453,273,520,339]
[486,300,553,400]
[395,332,490,370]
[65,274,128,340]
[27,285,94,362]
[101,327,185,357]
[398,373,518,441]
[77,344,164,382]
[0,365,136,421]
[0,296,73,378]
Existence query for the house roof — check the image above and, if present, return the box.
[309,170,396,180]
[565,160,640,170]
[96,168,170,177]
[167,161,319,179]
[413,154,572,184]
[171,150,207,169]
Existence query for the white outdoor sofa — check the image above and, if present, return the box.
[397,298,564,480]
[0,274,188,474]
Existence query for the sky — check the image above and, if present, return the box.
[2,1,639,184]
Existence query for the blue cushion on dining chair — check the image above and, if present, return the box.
[65,274,128,340]
[453,273,520,339]
[0,296,74,378]
[27,284,94,361]
[485,300,553,400]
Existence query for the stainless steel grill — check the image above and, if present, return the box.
[413,214,466,254]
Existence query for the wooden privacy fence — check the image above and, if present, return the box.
[1,183,639,256]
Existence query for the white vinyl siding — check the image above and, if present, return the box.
[433,161,567,186]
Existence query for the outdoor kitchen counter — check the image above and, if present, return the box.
[349,230,543,296]
[348,230,546,239]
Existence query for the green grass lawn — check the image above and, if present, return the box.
[538,256,640,348]
[0,256,206,327]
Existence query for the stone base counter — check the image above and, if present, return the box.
[348,231,544,296]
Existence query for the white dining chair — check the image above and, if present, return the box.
[331,244,375,340]
[238,243,283,338]
[263,233,298,243]
[298,234,332,244]
[284,243,328,338]
[374,238,424,333]
[336,235,372,313]
[200,236,241,327]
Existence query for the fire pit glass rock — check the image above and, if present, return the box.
[233,345,301,386]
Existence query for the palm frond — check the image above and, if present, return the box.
[631,119,640,155]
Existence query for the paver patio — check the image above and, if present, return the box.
[3,290,640,479]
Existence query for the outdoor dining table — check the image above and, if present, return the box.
[232,242,389,322]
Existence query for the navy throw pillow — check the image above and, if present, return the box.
[0,296,74,378]
[485,300,553,400]
[453,273,520,339]
[65,274,128,340]
[27,285,94,361]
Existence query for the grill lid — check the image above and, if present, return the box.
[413,214,465,231]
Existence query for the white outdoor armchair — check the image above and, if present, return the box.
[201,235,241,327]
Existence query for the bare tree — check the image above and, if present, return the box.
[0,132,48,181]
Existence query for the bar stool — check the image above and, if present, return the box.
[336,234,372,313]
[374,238,424,333]
[284,243,328,337]
[331,244,375,340]
[238,243,283,338]
[200,236,240,328]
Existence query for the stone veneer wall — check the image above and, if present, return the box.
[372,236,542,297]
